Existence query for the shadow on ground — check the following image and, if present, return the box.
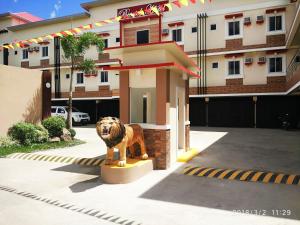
[141,127,300,220]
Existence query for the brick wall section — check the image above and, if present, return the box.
[98,85,112,97]
[143,129,170,170]
[226,78,243,86]
[40,59,49,67]
[287,67,300,90]
[124,24,159,46]
[98,53,110,60]
[21,61,29,68]
[226,39,243,50]
[58,85,112,98]
[190,76,286,94]
[187,34,286,55]
[185,125,190,150]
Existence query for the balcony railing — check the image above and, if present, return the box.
[287,48,300,82]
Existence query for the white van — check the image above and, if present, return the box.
[51,106,91,124]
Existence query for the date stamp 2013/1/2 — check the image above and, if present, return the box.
[233,209,292,217]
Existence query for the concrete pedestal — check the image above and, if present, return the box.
[101,158,154,184]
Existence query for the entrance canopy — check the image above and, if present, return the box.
[103,41,200,78]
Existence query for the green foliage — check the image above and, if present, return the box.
[42,116,66,138]
[61,32,104,61]
[68,128,76,138]
[78,59,96,75]
[7,122,49,145]
[34,125,49,143]
[0,136,19,147]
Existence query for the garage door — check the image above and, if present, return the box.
[208,97,254,127]
[190,97,254,127]
[257,96,300,128]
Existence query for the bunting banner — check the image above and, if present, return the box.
[0,0,211,50]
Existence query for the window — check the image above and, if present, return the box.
[104,39,108,48]
[116,37,120,42]
[66,74,70,79]
[172,29,182,42]
[212,62,218,68]
[14,51,18,55]
[42,46,48,58]
[137,30,149,44]
[210,24,216,30]
[100,71,108,83]
[57,108,65,114]
[51,108,56,113]
[228,61,240,75]
[192,27,197,33]
[269,57,283,73]
[269,15,282,32]
[22,49,28,60]
[76,73,84,84]
[228,21,240,36]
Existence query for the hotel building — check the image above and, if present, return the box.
[1,0,300,128]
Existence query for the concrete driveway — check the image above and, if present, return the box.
[0,127,299,225]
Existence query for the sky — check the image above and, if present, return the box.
[0,0,89,19]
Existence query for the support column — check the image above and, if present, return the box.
[156,68,169,125]
[185,79,190,150]
[42,70,52,120]
[119,70,130,123]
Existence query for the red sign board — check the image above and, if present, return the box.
[117,1,169,16]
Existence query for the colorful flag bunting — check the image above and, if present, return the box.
[1,0,212,49]
[180,0,189,6]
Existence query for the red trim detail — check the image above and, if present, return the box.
[258,61,266,65]
[244,62,253,65]
[266,7,286,14]
[101,62,200,78]
[98,33,110,37]
[256,20,264,25]
[225,13,243,19]
[244,21,251,26]
[120,15,159,24]
[224,53,244,58]
[168,22,184,27]
[38,41,50,45]
[162,33,169,36]
[266,49,287,55]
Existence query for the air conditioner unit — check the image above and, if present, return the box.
[34,46,40,52]
[258,56,266,64]
[244,17,251,25]
[162,29,169,35]
[256,15,264,24]
[245,57,253,64]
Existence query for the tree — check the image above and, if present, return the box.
[61,32,104,128]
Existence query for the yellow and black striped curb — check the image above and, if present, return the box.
[182,166,300,186]
[0,185,142,225]
[5,153,105,167]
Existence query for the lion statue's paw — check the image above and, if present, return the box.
[141,153,148,160]
[105,159,113,165]
[117,160,126,167]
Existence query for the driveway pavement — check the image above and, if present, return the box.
[0,127,299,225]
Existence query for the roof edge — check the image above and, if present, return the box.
[7,12,90,31]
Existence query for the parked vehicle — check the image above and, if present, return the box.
[51,106,90,125]
[278,113,291,130]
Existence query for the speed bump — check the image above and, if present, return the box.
[182,166,300,186]
[6,153,105,166]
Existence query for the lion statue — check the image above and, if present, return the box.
[96,117,148,167]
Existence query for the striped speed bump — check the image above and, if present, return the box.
[0,184,141,225]
[5,153,105,167]
[182,166,300,186]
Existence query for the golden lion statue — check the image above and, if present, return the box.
[96,117,148,167]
